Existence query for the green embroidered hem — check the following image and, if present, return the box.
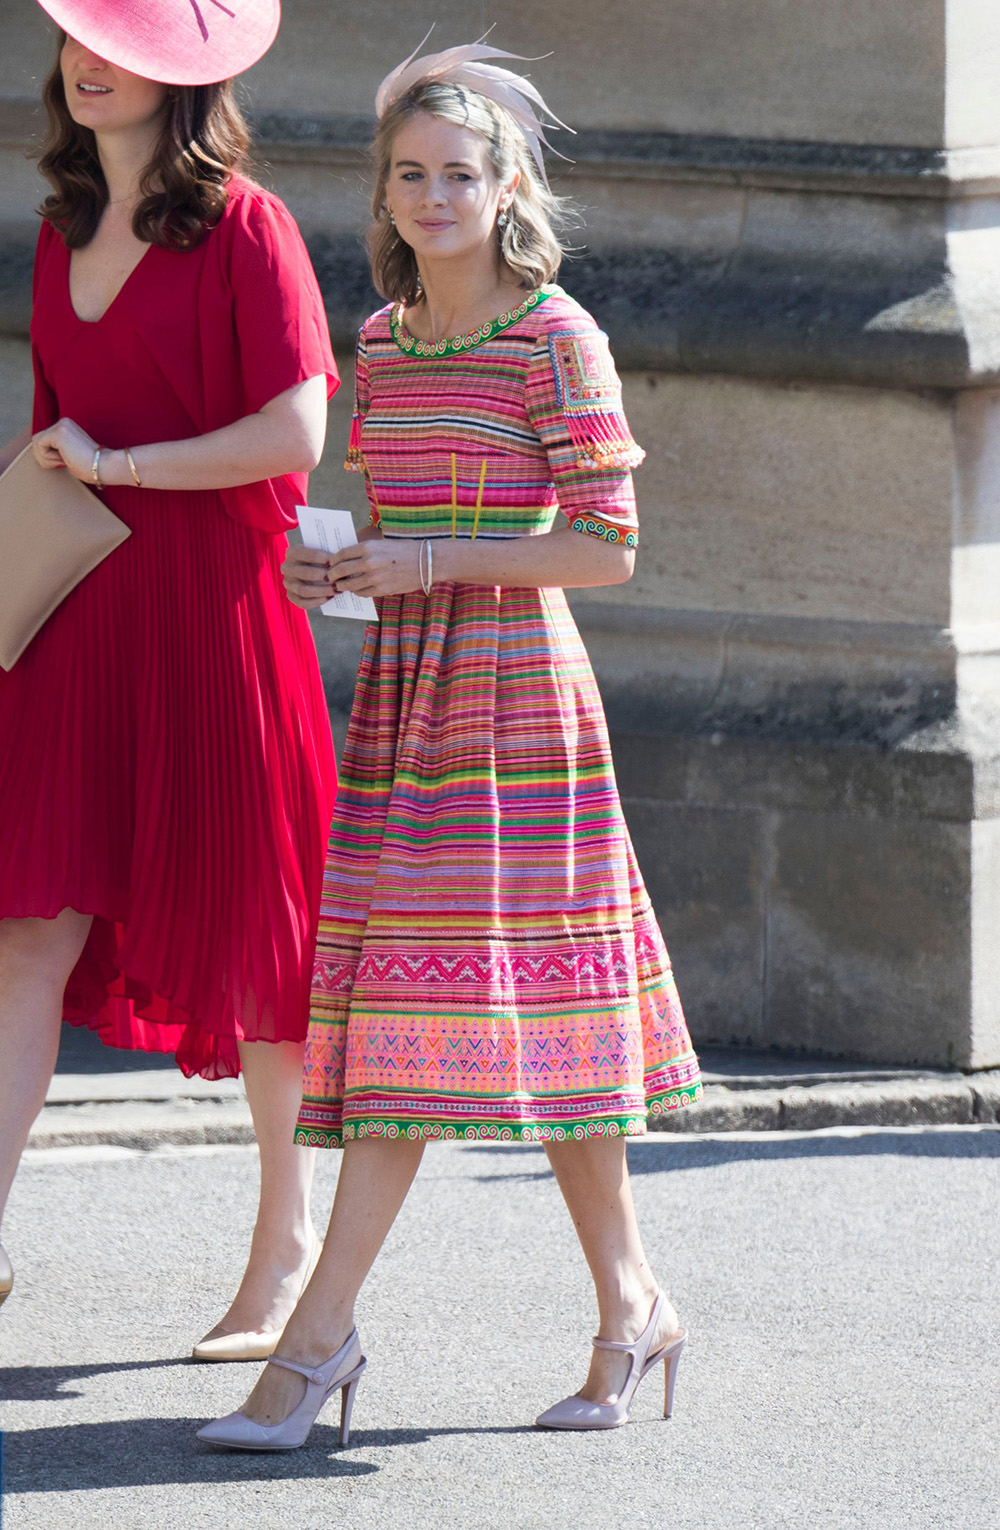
[294,1081,704,1151]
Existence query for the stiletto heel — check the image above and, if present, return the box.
[535,1292,687,1431]
[663,1334,685,1418]
[196,1328,366,1451]
[340,1371,362,1447]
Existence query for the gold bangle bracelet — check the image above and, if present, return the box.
[91,447,103,489]
[124,447,142,488]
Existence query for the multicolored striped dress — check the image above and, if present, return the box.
[295,284,701,1147]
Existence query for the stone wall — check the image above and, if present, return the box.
[4,2,1000,1066]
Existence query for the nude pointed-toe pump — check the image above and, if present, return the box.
[191,1237,322,1363]
[196,1328,366,1452]
[535,1291,687,1431]
[0,1245,12,1309]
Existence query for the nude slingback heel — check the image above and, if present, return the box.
[535,1291,687,1431]
[196,1327,366,1451]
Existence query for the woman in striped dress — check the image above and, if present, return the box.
[199,41,702,1450]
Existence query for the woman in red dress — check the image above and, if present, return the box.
[0,0,339,1355]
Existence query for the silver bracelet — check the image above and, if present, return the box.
[419,538,433,596]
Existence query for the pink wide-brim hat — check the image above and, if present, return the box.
[36,0,280,86]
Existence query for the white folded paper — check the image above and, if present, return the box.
[295,505,378,622]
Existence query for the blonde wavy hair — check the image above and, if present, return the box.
[368,80,572,306]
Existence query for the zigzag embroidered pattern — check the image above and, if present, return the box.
[324,946,640,988]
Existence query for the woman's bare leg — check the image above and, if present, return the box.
[544,1135,681,1403]
[0,910,93,1230]
[236,1135,424,1423]
[202,1037,319,1339]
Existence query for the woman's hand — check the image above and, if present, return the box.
[283,537,422,609]
[32,418,99,481]
[326,538,422,598]
[282,544,336,610]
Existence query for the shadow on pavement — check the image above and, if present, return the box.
[2,1417,379,1490]
[2,1417,535,1492]
[460,1129,1000,1183]
[0,1358,191,1403]
[625,1132,1000,1173]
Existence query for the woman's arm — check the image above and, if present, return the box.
[432,527,634,589]
[31,376,329,491]
[282,525,633,610]
[0,426,32,477]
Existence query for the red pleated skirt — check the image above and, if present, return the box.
[0,484,337,1079]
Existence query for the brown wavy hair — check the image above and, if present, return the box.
[37,31,251,250]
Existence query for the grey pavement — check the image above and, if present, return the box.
[33,1022,1000,1147]
[3,1127,1000,1529]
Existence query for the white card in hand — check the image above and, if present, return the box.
[295,505,378,622]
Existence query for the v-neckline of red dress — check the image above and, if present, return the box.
[65,239,156,326]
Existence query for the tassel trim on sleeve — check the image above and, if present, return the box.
[344,413,364,472]
[565,413,646,472]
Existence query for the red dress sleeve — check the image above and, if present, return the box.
[227,187,338,415]
[213,182,339,533]
[30,222,61,433]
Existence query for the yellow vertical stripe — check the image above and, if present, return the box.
[470,458,488,542]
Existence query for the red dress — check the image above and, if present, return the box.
[0,177,339,1079]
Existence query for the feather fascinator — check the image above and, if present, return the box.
[374,31,573,187]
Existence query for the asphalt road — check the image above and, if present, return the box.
[2,1128,999,1530]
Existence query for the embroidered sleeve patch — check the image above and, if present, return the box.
[544,327,644,470]
[548,329,623,416]
[571,515,638,547]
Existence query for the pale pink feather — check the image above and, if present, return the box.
[375,35,573,186]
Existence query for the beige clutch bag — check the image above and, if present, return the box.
[0,443,131,671]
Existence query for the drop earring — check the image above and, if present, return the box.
[388,210,396,226]
[497,207,509,228]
